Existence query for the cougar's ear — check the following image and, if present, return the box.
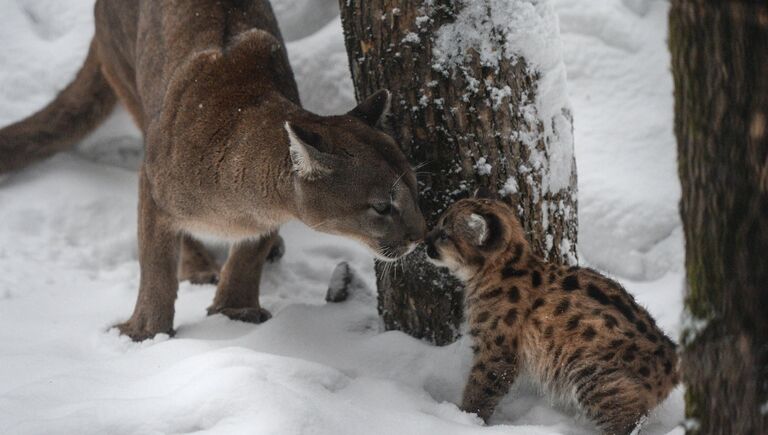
[285,122,334,180]
[465,213,489,246]
[349,89,391,127]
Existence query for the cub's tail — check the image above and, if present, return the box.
[0,40,117,175]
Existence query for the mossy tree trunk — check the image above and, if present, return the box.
[338,0,578,345]
[669,1,768,433]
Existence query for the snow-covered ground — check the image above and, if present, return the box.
[0,0,684,434]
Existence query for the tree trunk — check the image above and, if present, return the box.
[669,1,768,433]
[338,0,578,345]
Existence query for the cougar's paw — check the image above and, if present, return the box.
[267,235,285,263]
[114,321,175,342]
[207,306,272,324]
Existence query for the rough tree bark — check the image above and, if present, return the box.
[339,0,578,345]
[669,1,768,434]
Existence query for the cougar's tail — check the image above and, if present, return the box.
[0,40,117,175]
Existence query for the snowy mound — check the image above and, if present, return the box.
[0,0,684,434]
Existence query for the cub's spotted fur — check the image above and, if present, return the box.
[425,198,679,435]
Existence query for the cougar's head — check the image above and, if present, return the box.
[285,90,426,261]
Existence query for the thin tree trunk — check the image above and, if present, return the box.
[339,0,578,345]
[669,1,768,433]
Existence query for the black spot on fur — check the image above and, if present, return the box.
[544,326,554,339]
[511,338,518,349]
[503,308,518,325]
[471,345,480,354]
[476,311,490,323]
[531,271,542,288]
[664,360,673,375]
[483,387,496,396]
[602,314,618,329]
[554,298,570,316]
[510,243,524,263]
[480,287,503,299]
[635,320,648,334]
[494,335,505,346]
[469,328,480,337]
[501,265,528,279]
[548,272,557,283]
[609,339,624,348]
[601,352,615,362]
[622,350,636,362]
[508,286,520,303]
[566,315,582,331]
[646,333,658,343]
[587,284,610,305]
[581,326,597,341]
[643,382,652,391]
[610,295,636,322]
[562,275,580,291]
[639,366,651,377]
[624,331,636,339]
[531,298,545,312]
[653,346,665,357]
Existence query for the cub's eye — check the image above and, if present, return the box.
[438,231,448,241]
[371,202,393,215]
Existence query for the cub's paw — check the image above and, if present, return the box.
[267,235,285,263]
[114,320,175,342]
[207,306,272,324]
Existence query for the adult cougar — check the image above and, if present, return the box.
[0,0,426,341]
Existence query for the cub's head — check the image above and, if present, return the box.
[424,195,527,281]
[285,90,426,261]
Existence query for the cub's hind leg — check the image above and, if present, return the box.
[178,235,220,285]
[580,378,650,435]
[461,346,520,422]
[206,233,278,323]
[116,167,180,341]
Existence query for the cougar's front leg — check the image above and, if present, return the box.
[178,235,220,285]
[206,233,277,323]
[116,168,180,341]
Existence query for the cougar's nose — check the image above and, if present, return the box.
[408,213,428,242]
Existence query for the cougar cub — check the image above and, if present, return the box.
[425,198,678,435]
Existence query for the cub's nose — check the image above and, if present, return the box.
[424,229,440,259]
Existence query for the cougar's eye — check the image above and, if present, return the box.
[438,230,448,241]
[371,202,393,215]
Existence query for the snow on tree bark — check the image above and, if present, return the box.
[669,1,768,433]
[339,0,578,345]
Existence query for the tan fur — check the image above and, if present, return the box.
[426,198,679,435]
[0,0,426,341]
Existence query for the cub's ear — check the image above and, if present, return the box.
[465,213,489,246]
[284,122,335,180]
[349,89,391,127]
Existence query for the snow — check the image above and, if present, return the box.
[0,0,685,434]
[554,0,683,280]
[432,0,575,194]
